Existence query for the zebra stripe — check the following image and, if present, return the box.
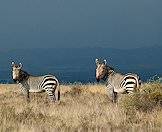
[42,80,57,88]
[12,62,60,102]
[30,75,59,101]
[121,77,138,93]
[95,58,141,102]
[39,76,56,87]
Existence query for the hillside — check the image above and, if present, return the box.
[0,46,162,83]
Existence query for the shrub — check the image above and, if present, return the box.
[120,83,162,112]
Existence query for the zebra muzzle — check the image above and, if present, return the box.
[13,79,19,83]
[96,78,100,82]
[13,79,17,83]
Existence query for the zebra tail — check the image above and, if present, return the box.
[57,85,60,101]
[56,79,60,101]
[133,75,141,90]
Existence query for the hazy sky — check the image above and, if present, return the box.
[0,0,161,49]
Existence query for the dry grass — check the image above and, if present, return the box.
[0,83,162,132]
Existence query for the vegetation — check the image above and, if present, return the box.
[0,83,162,132]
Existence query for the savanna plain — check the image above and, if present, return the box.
[0,83,162,132]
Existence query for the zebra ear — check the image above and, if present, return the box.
[95,59,99,65]
[12,62,15,66]
[104,59,107,65]
[19,63,22,68]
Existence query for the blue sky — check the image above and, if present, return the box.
[0,0,161,49]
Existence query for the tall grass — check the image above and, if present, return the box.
[0,83,162,132]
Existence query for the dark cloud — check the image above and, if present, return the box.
[0,0,161,49]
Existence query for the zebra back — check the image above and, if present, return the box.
[108,72,140,94]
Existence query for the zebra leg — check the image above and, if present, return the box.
[20,86,30,102]
[26,90,30,102]
[108,89,118,103]
[113,91,118,103]
[23,90,30,102]
[23,89,30,102]
[55,88,59,101]
[55,86,60,101]
[45,87,56,102]
[107,84,118,103]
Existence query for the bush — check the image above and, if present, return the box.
[120,83,162,112]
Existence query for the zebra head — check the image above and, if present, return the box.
[95,58,114,82]
[11,62,23,83]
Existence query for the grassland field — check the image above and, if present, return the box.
[0,83,162,132]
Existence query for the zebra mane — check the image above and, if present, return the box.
[19,70,30,82]
[103,65,115,81]
[106,65,114,71]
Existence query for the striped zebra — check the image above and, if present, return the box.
[95,59,141,103]
[11,62,60,102]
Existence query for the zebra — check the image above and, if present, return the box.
[11,62,60,102]
[95,58,141,103]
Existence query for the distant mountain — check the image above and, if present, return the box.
[0,46,162,83]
